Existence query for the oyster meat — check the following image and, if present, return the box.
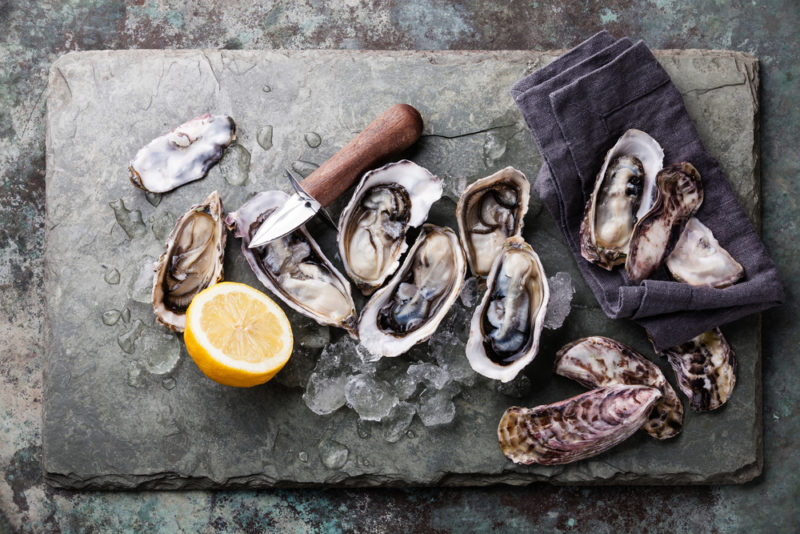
[661,328,737,412]
[626,162,704,283]
[337,160,442,295]
[665,217,744,288]
[498,385,662,465]
[580,130,664,270]
[152,190,226,332]
[456,167,530,278]
[130,113,236,193]
[466,236,549,382]
[226,191,358,336]
[359,224,466,357]
[554,336,683,440]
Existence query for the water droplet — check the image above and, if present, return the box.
[118,319,145,354]
[219,144,251,186]
[121,308,131,323]
[262,85,272,93]
[162,377,177,390]
[298,451,308,463]
[361,456,370,467]
[109,199,147,239]
[104,268,121,285]
[406,430,416,438]
[356,419,371,439]
[292,160,319,178]
[304,132,321,148]
[140,328,181,374]
[256,125,273,150]
[130,256,157,303]
[482,131,507,167]
[149,211,175,242]
[318,440,349,470]
[102,309,121,326]
[145,192,162,207]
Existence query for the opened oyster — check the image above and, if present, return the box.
[661,328,736,412]
[337,160,442,295]
[665,217,744,288]
[580,129,664,270]
[498,385,662,465]
[152,190,226,332]
[626,162,704,283]
[226,191,358,336]
[359,224,466,357]
[466,236,549,383]
[456,167,530,279]
[554,337,683,440]
[130,113,236,193]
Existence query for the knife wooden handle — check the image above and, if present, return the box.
[300,104,424,207]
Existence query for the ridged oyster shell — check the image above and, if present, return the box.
[665,217,744,288]
[498,385,661,465]
[358,224,466,357]
[226,191,358,336]
[554,336,683,440]
[337,160,442,295]
[152,190,226,332]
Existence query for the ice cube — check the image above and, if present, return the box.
[345,374,399,421]
[302,371,349,415]
[382,402,416,443]
[407,362,450,389]
[544,271,575,330]
[416,385,459,427]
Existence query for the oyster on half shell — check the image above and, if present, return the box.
[152,190,226,332]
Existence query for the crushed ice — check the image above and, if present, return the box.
[544,271,574,330]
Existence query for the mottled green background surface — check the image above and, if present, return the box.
[1,1,798,532]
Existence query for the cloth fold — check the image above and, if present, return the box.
[512,31,784,350]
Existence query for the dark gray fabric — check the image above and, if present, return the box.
[512,33,784,351]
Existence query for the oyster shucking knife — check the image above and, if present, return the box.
[249,104,423,248]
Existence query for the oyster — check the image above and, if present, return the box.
[359,224,466,357]
[580,130,664,270]
[498,385,662,465]
[626,162,704,283]
[661,328,736,412]
[665,217,744,288]
[456,167,531,278]
[337,160,442,295]
[152,190,226,332]
[130,113,236,193]
[554,337,683,440]
[225,191,358,336]
[466,236,549,383]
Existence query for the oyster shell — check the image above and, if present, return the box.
[466,236,549,383]
[225,191,358,336]
[337,160,442,295]
[554,336,683,440]
[152,190,226,332]
[626,162,704,283]
[130,113,236,193]
[498,385,662,465]
[358,224,466,357]
[580,130,664,270]
[661,328,736,412]
[665,217,744,288]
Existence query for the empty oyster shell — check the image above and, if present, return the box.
[337,160,442,295]
[358,224,466,357]
[465,236,549,383]
[554,336,683,440]
[626,162,704,283]
[498,385,662,465]
[130,113,236,193]
[456,167,530,278]
[661,328,736,412]
[665,217,744,288]
[580,130,664,270]
[152,190,226,332]
[225,191,358,336]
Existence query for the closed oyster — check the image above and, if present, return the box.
[626,162,704,283]
[580,130,664,270]
[466,236,549,383]
[665,217,744,288]
[152,190,226,332]
[225,191,358,336]
[661,328,736,412]
[498,385,662,465]
[358,224,466,357]
[337,160,442,295]
[554,337,683,440]
[130,113,236,193]
[456,167,530,278]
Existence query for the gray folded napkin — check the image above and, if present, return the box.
[512,31,784,350]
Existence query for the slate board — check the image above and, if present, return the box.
[43,50,761,489]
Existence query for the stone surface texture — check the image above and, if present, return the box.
[43,49,760,490]
[2,1,799,532]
